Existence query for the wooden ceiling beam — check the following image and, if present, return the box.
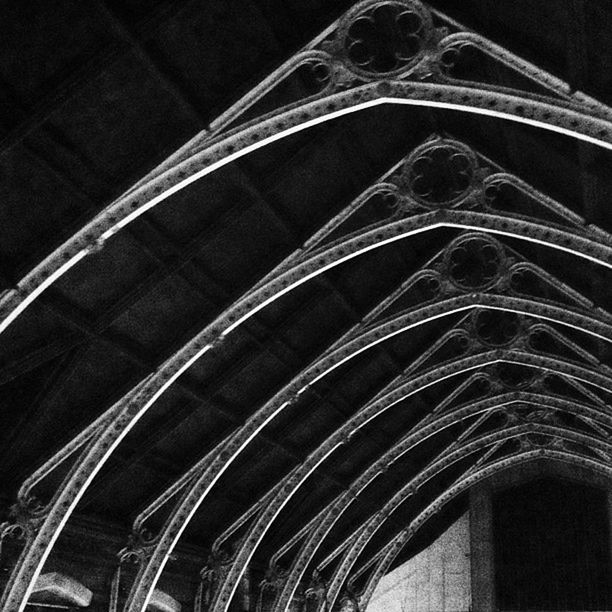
[95,0,207,129]
[0,0,198,155]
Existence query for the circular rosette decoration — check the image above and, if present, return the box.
[435,38,475,81]
[473,309,522,348]
[403,139,479,208]
[295,54,334,95]
[494,363,542,390]
[338,0,433,78]
[444,234,505,291]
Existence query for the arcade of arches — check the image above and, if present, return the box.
[1,1,612,611]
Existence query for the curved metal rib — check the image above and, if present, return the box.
[2,3,612,612]
[324,424,612,612]
[121,279,612,612]
[204,348,612,612]
[358,448,612,610]
[7,205,612,612]
[124,225,610,554]
[271,395,612,612]
[2,0,612,342]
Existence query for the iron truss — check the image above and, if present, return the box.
[203,310,612,612]
[356,447,612,612]
[2,1,612,611]
[269,397,612,612]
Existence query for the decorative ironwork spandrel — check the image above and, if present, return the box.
[399,139,481,209]
[472,308,522,348]
[336,1,435,78]
[3,1,612,608]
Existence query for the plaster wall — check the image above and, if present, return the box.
[365,513,471,612]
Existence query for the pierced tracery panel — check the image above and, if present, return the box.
[0,6,611,612]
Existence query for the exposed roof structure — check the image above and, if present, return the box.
[1,1,612,611]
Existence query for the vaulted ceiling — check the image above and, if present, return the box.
[1,1,612,611]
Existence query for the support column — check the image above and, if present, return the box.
[469,486,495,612]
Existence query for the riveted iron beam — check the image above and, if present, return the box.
[4,4,612,606]
[3,0,612,338]
[122,281,612,612]
[358,448,612,610]
[5,214,612,612]
[194,349,612,612]
[271,393,612,612]
[326,425,612,612]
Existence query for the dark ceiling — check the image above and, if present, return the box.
[1,1,612,611]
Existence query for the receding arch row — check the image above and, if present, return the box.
[1,5,611,612]
[4,24,612,612]
[3,0,612,340]
[10,296,612,612]
[128,289,612,535]
[5,136,612,612]
[208,396,590,611]
[316,422,612,612]
[5,215,612,612]
[126,279,612,610]
[121,284,612,612]
[2,75,612,340]
[357,448,612,611]
[126,232,610,568]
[269,394,612,612]
[189,351,612,612]
[199,315,612,612]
